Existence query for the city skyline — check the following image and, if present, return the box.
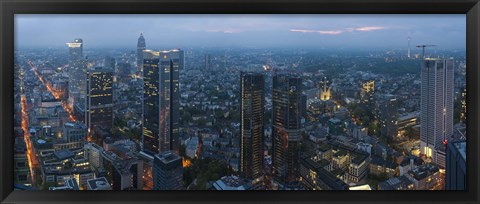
[13,15,467,191]
[16,14,466,49]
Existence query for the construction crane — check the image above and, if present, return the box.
[416,44,437,59]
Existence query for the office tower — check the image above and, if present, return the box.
[379,94,398,140]
[445,140,466,190]
[360,80,375,106]
[240,72,265,180]
[142,50,160,155]
[136,33,146,72]
[66,38,87,111]
[67,38,83,61]
[204,54,211,71]
[153,151,183,190]
[142,49,184,155]
[407,35,411,59]
[86,67,114,133]
[420,58,454,163]
[272,73,303,189]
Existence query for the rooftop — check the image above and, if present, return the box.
[408,163,439,181]
[87,177,111,190]
[53,149,75,161]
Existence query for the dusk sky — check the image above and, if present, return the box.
[15,14,466,50]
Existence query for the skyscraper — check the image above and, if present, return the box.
[136,33,146,73]
[153,151,183,190]
[67,38,83,61]
[204,54,211,71]
[240,72,265,180]
[142,49,184,156]
[445,140,466,190]
[407,35,411,59]
[142,50,161,155]
[86,67,114,133]
[379,94,398,140]
[360,80,375,107]
[66,38,87,111]
[159,49,183,154]
[420,58,454,164]
[272,73,303,189]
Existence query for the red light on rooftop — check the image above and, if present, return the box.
[443,139,448,145]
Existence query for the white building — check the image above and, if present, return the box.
[420,58,454,167]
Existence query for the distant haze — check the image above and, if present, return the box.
[15,14,466,50]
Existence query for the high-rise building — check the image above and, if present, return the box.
[240,72,265,180]
[379,94,398,140]
[407,35,411,59]
[204,54,211,71]
[360,80,375,107]
[142,50,160,155]
[272,73,303,189]
[136,33,146,72]
[86,67,114,133]
[66,38,87,111]
[420,58,454,165]
[67,38,83,61]
[142,49,184,156]
[445,140,466,190]
[153,151,183,190]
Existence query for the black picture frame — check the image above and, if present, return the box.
[1,0,479,204]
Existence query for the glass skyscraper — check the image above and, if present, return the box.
[66,38,87,111]
[240,72,265,180]
[272,73,303,189]
[142,49,184,156]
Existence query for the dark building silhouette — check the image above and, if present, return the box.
[153,151,183,190]
[86,67,114,133]
[272,73,303,189]
[142,49,184,155]
[240,72,265,180]
[446,140,466,190]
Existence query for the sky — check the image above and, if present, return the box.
[15,14,466,50]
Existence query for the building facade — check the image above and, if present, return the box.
[153,151,183,190]
[272,73,303,189]
[446,140,466,190]
[240,72,265,180]
[66,38,87,111]
[86,67,114,133]
[136,33,146,72]
[420,58,454,165]
[142,49,184,156]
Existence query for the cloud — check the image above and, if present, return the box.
[351,26,386,32]
[289,29,343,35]
[291,26,387,35]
